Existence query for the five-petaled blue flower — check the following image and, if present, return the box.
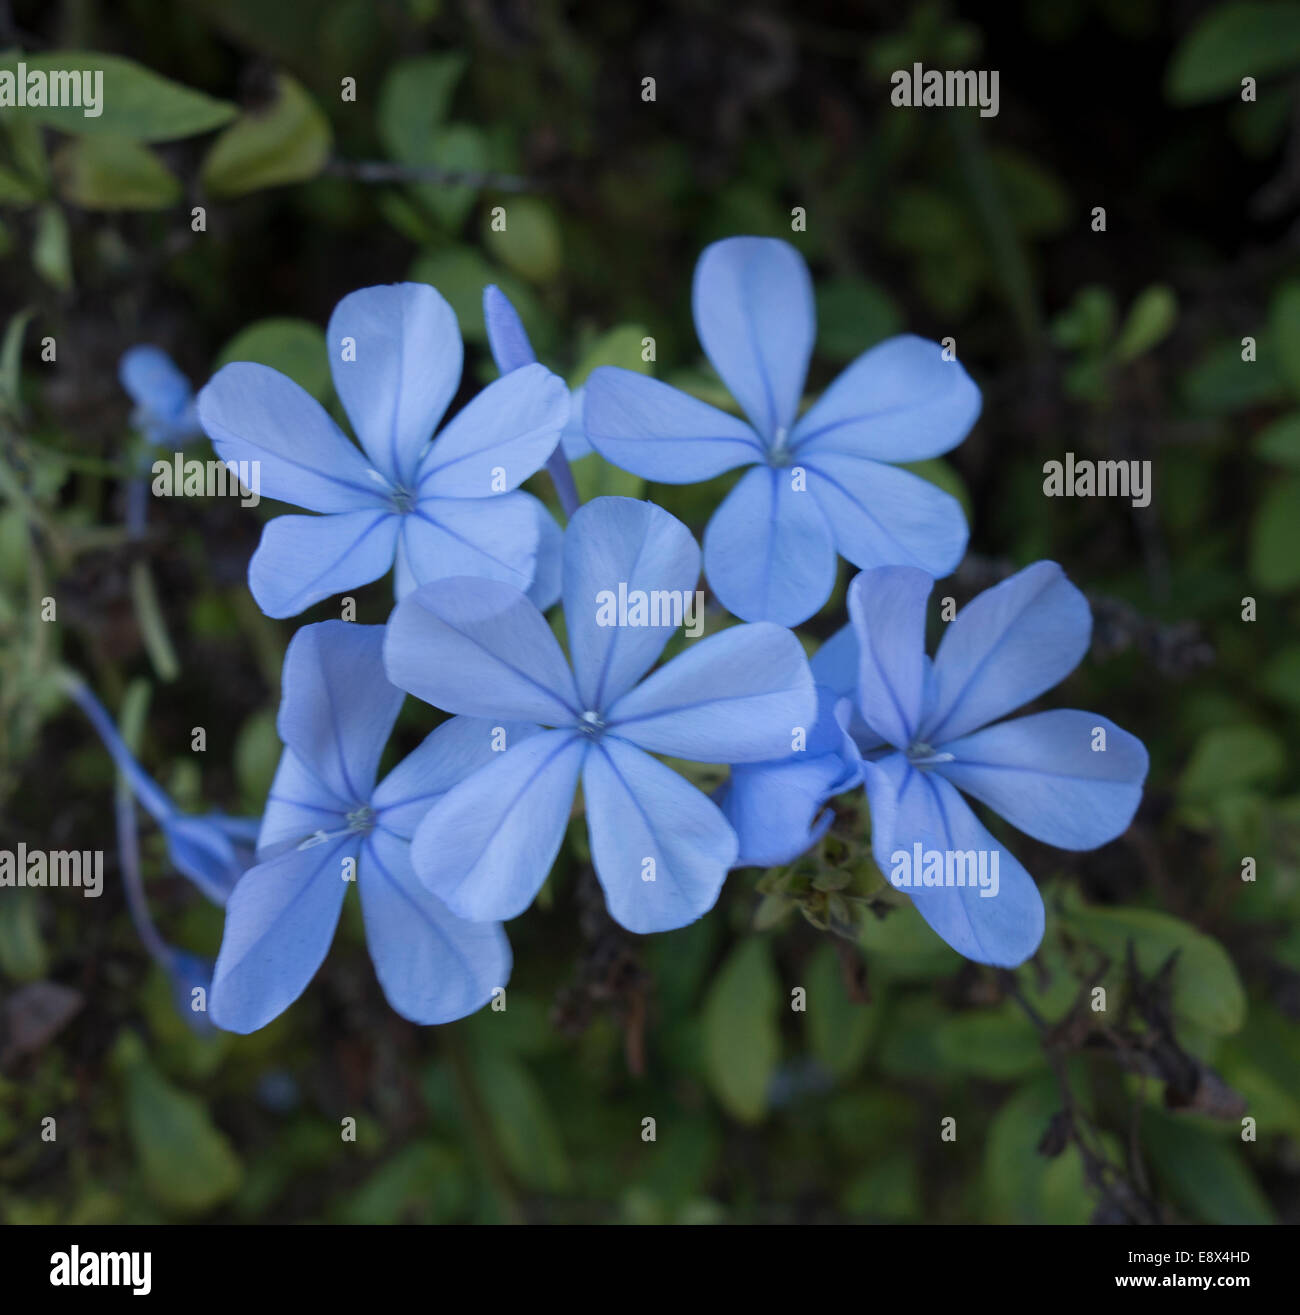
[382,496,816,934]
[210,621,513,1033]
[821,561,1149,967]
[583,236,980,626]
[119,345,202,447]
[197,282,568,618]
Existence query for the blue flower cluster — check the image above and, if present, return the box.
[108,235,1147,1031]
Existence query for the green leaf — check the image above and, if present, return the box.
[701,938,780,1122]
[409,245,543,347]
[1115,284,1177,362]
[470,1047,570,1192]
[1250,474,1300,590]
[414,124,490,230]
[804,943,877,1078]
[570,453,645,502]
[1254,411,1300,467]
[1180,724,1286,801]
[32,202,71,291]
[378,54,466,164]
[233,708,280,810]
[1166,2,1300,104]
[933,1008,1041,1079]
[1142,1109,1274,1222]
[814,276,903,362]
[1060,896,1247,1036]
[484,197,562,284]
[1050,285,1117,352]
[0,889,48,981]
[118,1036,243,1213]
[216,317,330,401]
[1271,279,1300,396]
[0,52,236,140]
[1180,337,1285,413]
[984,1078,1092,1224]
[570,324,652,388]
[53,133,179,210]
[0,160,39,204]
[0,307,32,416]
[201,73,331,198]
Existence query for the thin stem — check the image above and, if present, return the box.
[324,158,542,193]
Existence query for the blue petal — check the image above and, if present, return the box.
[258,747,347,855]
[563,497,701,711]
[606,620,815,763]
[791,335,981,461]
[199,362,385,512]
[360,827,512,1024]
[394,493,538,599]
[417,362,566,498]
[524,494,563,610]
[584,367,763,481]
[583,737,736,932]
[720,685,861,867]
[372,715,541,837]
[384,577,580,723]
[703,465,836,625]
[249,510,400,618]
[804,453,968,578]
[692,236,814,443]
[810,624,859,698]
[862,753,1044,967]
[119,345,197,441]
[277,621,403,805]
[483,284,537,373]
[846,566,932,750]
[922,561,1092,745]
[409,730,586,920]
[161,815,248,905]
[210,836,354,1033]
[935,710,1148,850]
[328,284,463,488]
[560,385,592,460]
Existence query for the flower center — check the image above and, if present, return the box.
[389,486,415,514]
[346,804,376,834]
[576,710,606,740]
[767,426,792,467]
[906,740,955,768]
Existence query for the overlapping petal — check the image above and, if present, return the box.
[360,827,511,1024]
[409,730,586,920]
[328,283,462,488]
[846,566,932,750]
[384,577,580,723]
[584,367,763,482]
[606,620,815,763]
[934,710,1148,850]
[276,622,403,805]
[583,736,737,933]
[922,561,1091,744]
[258,747,347,855]
[198,362,384,512]
[563,497,701,710]
[483,283,537,374]
[249,510,400,618]
[692,236,815,443]
[791,335,981,462]
[703,465,836,625]
[394,494,538,599]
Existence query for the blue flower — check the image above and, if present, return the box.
[119,346,202,446]
[60,671,257,904]
[836,562,1149,967]
[210,621,513,1033]
[383,496,817,933]
[583,236,980,625]
[197,282,568,618]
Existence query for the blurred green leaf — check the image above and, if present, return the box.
[470,1047,570,1192]
[1142,1109,1274,1223]
[1250,474,1300,589]
[1180,338,1285,413]
[31,201,71,290]
[1115,284,1177,362]
[216,317,331,401]
[702,938,780,1123]
[804,943,876,1078]
[202,73,331,197]
[378,54,466,162]
[984,1077,1092,1224]
[814,277,903,361]
[485,196,562,284]
[933,1008,1041,1079]
[53,133,179,210]
[1166,2,1300,104]
[1254,411,1300,467]
[0,52,236,140]
[1180,724,1286,802]
[0,889,48,981]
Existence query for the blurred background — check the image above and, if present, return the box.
[1,0,1298,1225]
